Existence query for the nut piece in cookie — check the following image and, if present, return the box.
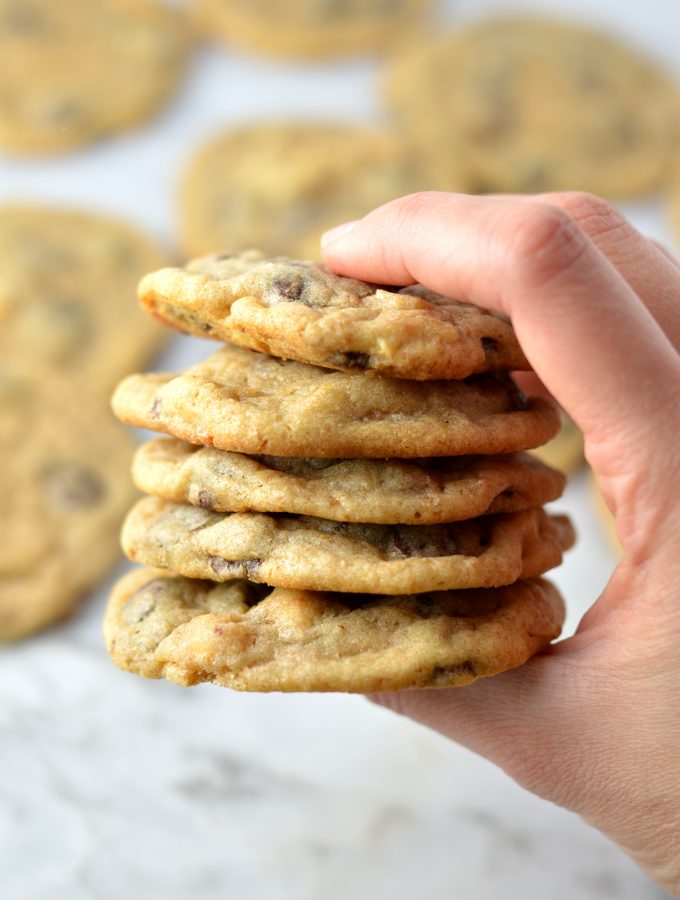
[139,249,529,379]
[120,497,575,594]
[104,567,566,692]
[111,345,560,458]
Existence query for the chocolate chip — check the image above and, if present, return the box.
[208,557,262,580]
[429,660,476,685]
[41,461,105,510]
[327,351,371,370]
[3,4,44,32]
[196,490,216,509]
[271,275,305,302]
[481,337,499,357]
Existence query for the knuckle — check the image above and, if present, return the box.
[555,191,631,244]
[510,204,589,284]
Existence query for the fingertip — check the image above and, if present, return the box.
[320,219,359,251]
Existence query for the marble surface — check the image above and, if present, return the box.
[1,1,678,897]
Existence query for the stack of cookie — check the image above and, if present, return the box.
[105,251,574,692]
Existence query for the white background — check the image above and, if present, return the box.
[0,2,678,898]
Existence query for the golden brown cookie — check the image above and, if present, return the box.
[191,0,436,61]
[111,345,560,458]
[0,372,136,642]
[531,416,584,474]
[121,497,575,594]
[133,438,566,525]
[139,250,529,379]
[385,17,680,196]
[0,0,189,154]
[179,123,441,260]
[0,205,168,396]
[104,566,565,692]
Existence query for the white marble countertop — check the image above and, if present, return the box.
[0,1,678,897]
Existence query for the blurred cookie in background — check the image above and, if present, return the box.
[180,122,449,260]
[191,0,437,61]
[0,204,170,640]
[531,415,584,475]
[0,0,190,154]
[385,16,680,197]
[0,205,169,397]
[0,373,137,642]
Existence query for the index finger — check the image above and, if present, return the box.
[321,192,680,476]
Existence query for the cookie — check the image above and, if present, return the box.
[104,567,565,691]
[191,0,436,61]
[180,123,441,260]
[385,17,680,196]
[531,416,584,474]
[140,250,529,380]
[111,345,560,458]
[0,205,168,396]
[0,0,189,154]
[133,438,566,525]
[0,373,136,642]
[121,497,575,594]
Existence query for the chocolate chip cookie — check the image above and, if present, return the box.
[133,438,565,525]
[0,205,168,396]
[0,373,136,642]
[0,0,189,154]
[191,0,436,61]
[111,345,560,458]
[386,17,680,196]
[105,567,565,691]
[180,123,441,260]
[140,250,529,379]
[121,497,574,594]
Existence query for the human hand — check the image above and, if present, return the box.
[322,191,680,897]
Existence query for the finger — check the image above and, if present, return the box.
[322,193,680,494]
[494,191,680,351]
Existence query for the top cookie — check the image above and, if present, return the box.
[0,205,168,396]
[191,0,436,61]
[385,17,680,197]
[140,250,529,380]
[0,0,189,154]
[179,123,443,260]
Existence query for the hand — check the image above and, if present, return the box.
[322,191,680,897]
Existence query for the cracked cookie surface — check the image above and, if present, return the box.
[121,498,575,594]
[386,17,680,196]
[0,205,168,395]
[105,566,565,691]
[133,438,565,524]
[112,345,560,458]
[140,250,529,379]
[192,0,436,61]
[0,0,189,154]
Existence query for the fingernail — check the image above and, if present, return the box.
[321,220,358,249]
